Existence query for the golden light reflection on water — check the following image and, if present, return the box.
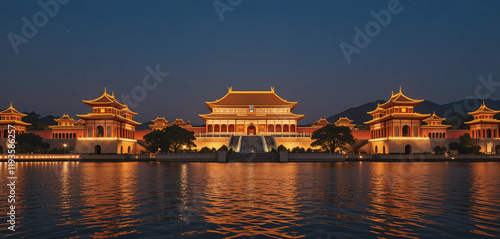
[182,163,304,238]
[78,162,141,238]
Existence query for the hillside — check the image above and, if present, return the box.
[323,99,500,130]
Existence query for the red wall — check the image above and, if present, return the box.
[26,130,52,139]
[296,127,317,133]
[352,130,371,140]
[446,130,470,139]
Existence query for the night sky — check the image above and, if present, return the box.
[1,0,499,125]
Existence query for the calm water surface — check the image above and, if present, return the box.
[1,162,500,238]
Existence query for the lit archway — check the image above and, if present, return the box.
[276,124,282,132]
[214,124,220,132]
[405,144,412,154]
[221,124,227,132]
[290,125,296,132]
[228,124,235,132]
[247,124,256,135]
[128,146,131,154]
[283,125,289,132]
[97,126,104,137]
[496,145,500,154]
[94,145,101,154]
[208,125,213,133]
[402,125,410,137]
[268,125,274,132]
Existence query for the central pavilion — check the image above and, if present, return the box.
[199,87,304,135]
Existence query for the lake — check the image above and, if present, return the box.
[1,162,500,238]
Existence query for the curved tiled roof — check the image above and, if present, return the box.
[205,87,297,110]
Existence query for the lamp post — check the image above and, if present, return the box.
[63,143,68,154]
[183,145,187,152]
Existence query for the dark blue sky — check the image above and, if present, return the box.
[1,0,499,124]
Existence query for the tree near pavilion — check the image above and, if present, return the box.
[144,125,197,153]
[311,124,355,153]
[16,133,50,153]
[449,133,481,155]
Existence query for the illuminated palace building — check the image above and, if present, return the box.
[4,87,500,154]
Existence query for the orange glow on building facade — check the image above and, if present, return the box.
[3,87,500,154]
[199,87,303,135]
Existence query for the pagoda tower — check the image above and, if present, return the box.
[75,88,141,154]
[0,102,30,137]
[465,102,500,139]
[365,87,431,154]
[0,103,31,154]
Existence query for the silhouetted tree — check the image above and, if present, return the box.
[16,133,50,153]
[311,124,355,153]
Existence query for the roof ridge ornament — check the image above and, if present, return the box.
[228,87,232,92]
[104,87,107,95]
[399,86,402,94]
[270,87,275,92]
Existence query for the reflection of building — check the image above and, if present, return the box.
[75,88,142,154]
[199,87,303,135]
[0,103,30,154]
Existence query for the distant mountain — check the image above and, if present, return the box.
[136,121,152,130]
[322,98,500,130]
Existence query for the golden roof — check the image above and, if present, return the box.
[465,118,500,125]
[76,113,141,126]
[171,118,187,125]
[0,102,27,117]
[54,114,77,122]
[205,87,298,110]
[199,113,304,121]
[364,112,431,125]
[151,117,169,124]
[422,112,446,122]
[335,117,353,123]
[121,105,138,116]
[83,88,127,109]
[468,101,500,115]
[367,103,386,115]
[378,87,424,109]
